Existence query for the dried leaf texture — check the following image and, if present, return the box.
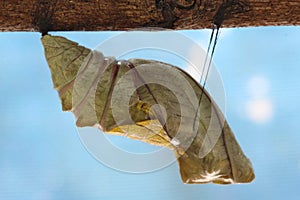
[41,34,254,184]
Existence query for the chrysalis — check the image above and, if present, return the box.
[41,34,254,184]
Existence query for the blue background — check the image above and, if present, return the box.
[1,26,300,199]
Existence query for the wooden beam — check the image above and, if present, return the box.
[1,0,299,32]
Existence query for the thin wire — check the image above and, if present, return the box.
[193,25,221,130]
[198,28,215,86]
[202,27,220,90]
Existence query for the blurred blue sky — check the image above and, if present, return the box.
[1,26,300,199]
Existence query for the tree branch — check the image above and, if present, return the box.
[1,0,299,32]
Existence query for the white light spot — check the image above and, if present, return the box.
[187,170,226,183]
[170,138,180,146]
[201,170,222,182]
[246,98,273,124]
[187,171,234,184]
[247,75,270,98]
[245,75,274,124]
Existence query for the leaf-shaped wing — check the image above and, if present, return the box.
[41,34,254,184]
